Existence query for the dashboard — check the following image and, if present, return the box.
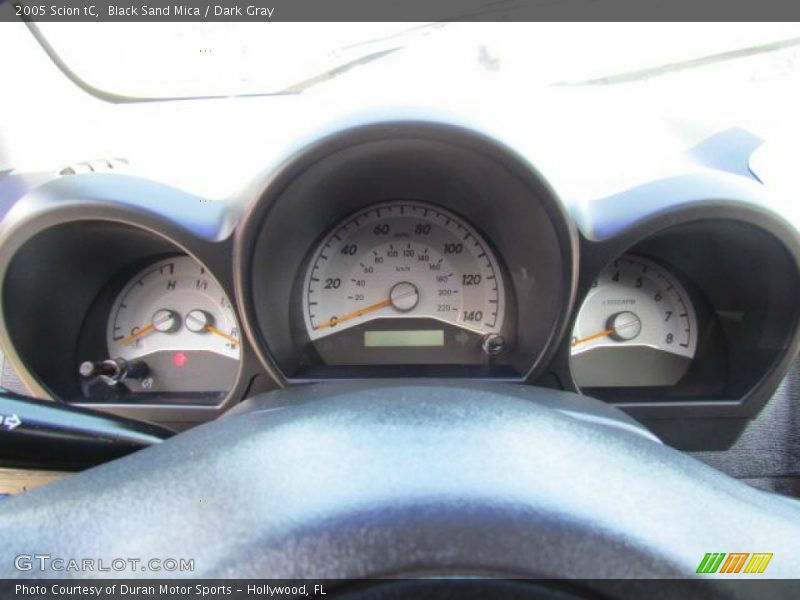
[1,119,799,450]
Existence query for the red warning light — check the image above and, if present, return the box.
[172,352,188,367]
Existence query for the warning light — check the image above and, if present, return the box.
[172,352,188,367]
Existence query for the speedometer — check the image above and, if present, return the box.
[301,201,507,365]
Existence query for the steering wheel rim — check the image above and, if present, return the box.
[1,382,799,596]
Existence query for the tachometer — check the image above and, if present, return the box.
[570,255,697,388]
[301,201,507,365]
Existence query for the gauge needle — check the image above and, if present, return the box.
[314,284,421,331]
[314,298,393,331]
[119,323,156,346]
[571,327,615,347]
[205,324,240,346]
[118,311,178,345]
[571,318,641,347]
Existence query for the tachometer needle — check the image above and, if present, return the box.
[571,315,641,348]
[118,323,156,346]
[571,327,616,347]
[205,324,240,346]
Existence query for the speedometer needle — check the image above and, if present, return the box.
[314,282,421,331]
[314,298,393,331]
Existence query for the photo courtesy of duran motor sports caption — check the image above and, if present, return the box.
[14,583,328,597]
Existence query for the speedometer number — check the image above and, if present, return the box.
[302,201,505,341]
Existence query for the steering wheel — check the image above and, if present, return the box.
[1,382,799,598]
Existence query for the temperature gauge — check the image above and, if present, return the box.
[84,255,241,396]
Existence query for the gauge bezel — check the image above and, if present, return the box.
[235,122,579,381]
[0,196,264,431]
[545,198,800,450]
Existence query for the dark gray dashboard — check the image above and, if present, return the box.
[0,119,799,460]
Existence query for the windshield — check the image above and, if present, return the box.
[33,22,800,100]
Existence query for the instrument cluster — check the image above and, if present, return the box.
[237,122,576,380]
[0,121,799,446]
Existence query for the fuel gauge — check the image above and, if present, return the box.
[82,255,241,396]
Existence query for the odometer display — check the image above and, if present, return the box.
[302,201,506,355]
[364,330,445,347]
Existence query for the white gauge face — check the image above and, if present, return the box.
[572,256,697,357]
[302,200,505,341]
[570,255,698,388]
[108,255,241,361]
